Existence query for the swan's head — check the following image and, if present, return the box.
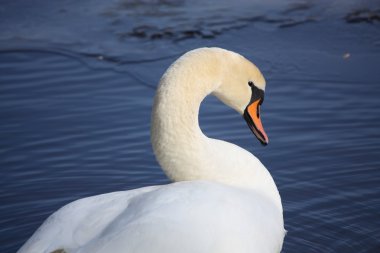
[212,50,268,145]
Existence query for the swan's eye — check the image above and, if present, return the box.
[248,81,254,87]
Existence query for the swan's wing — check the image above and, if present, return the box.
[17,185,160,253]
[81,181,284,253]
[19,181,284,253]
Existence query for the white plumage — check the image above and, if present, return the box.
[18,48,285,253]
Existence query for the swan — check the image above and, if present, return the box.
[18,47,285,253]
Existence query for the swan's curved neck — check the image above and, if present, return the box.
[151,55,220,181]
[151,49,281,209]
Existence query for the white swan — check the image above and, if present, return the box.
[18,47,285,253]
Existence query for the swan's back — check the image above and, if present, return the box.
[19,181,284,253]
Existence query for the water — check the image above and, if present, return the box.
[1,0,380,252]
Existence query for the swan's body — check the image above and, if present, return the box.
[18,48,285,253]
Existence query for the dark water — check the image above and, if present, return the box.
[1,1,380,252]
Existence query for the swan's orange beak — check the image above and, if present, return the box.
[243,99,269,146]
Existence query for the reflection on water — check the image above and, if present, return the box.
[1,0,380,252]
